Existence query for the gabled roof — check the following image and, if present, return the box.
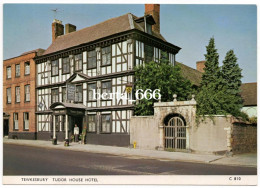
[66,72,89,83]
[240,82,257,106]
[176,62,202,86]
[43,13,168,56]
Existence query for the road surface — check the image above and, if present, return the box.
[3,143,257,175]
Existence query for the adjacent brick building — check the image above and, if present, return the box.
[3,49,45,139]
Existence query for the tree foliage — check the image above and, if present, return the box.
[220,50,243,116]
[197,38,244,118]
[134,53,193,116]
[196,38,224,115]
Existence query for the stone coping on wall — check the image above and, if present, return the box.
[131,116,154,118]
[154,101,197,107]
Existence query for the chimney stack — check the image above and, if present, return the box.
[196,61,206,73]
[65,23,76,34]
[52,19,64,42]
[145,4,160,33]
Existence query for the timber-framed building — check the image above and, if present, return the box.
[35,4,181,146]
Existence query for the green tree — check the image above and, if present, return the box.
[221,50,243,117]
[134,52,193,116]
[200,37,221,87]
[197,38,244,118]
[196,37,224,115]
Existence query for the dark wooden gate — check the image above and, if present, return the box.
[164,116,186,150]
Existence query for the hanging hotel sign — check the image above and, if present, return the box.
[126,83,133,93]
[67,83,76,101]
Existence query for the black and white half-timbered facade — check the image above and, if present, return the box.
[35,5,181,146]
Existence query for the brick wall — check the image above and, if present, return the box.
[3,52,37,139]
[231,123,257,154]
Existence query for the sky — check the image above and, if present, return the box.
[3,4,257,83]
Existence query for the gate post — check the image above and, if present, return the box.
[158,125,164,150]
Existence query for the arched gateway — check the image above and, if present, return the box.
[164,114,186,150]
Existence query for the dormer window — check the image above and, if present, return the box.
[146,23,152,34]
[134,14,155,35]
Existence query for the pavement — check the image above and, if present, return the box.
[3,138,257,167]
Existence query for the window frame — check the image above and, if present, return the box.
[74,53,83,72]
[87,83,97,102]
[23,112,29,131]
[15,64,20,77]
[51,60,59,76]
[62,87,67,102]
[24,61,30,76]
[101,46,112,66]
[15,86,20,103]
[6,87,11,104]
[146,23,152,34]
[51,88,59,103]
[101,80,112,101]
[75,84,83,103]
[62,57,70,74]
[24,84,30,102]
[13,113,19,131]
[6,66,11,79]
[87,50,97,69]
[87,114,97,133]
[100,114,112,134]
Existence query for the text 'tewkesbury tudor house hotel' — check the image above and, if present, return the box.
[4,4,204,146]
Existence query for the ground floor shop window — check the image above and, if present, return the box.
[87,115,96,132]
[101,114,111,133]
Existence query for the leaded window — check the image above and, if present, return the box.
[101,46,111,66]
[75,54,83,71]
[87,50,96,69]
[51,60,59,76]
[75,85,83,103]
[144,44,154,63]
[87,115,96,132]
[88,83,97,101]
[15,86,20,103]
[51,89,59,103]
[7,88,11,104]
[62,87,67,102]
[101,114,111,133]
[101,81,112,100]
[62,57,70,74]
[25,85,30,102]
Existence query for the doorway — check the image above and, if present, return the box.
[3,119,9,137]
[70,116,83,135]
